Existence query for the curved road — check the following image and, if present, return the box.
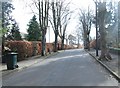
[3,49,118,86]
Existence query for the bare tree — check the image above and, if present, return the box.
[58,1,73,50]
[50,0,62,52]
[97,1,112,60]
[50,0,72,51]
[78,7,93,51]
[59,12,72,50]
[75,26,82,48]
[29,0,49,56]
[38,0,49,56]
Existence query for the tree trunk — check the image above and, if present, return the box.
[98,2,112,61]
[39,1,49,56]
[61,35,65,50]
[41,30,46,56]
[99,25,112,60]
[1,40,4,56]
[84,34,87,49]
[77,37,79,48]
[54,32,58,52]
[87,35,90,51]
[2,2,5,56]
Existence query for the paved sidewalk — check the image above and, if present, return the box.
[0,51,60,76]
[86,49,120,80]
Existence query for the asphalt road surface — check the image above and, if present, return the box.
[2,49,118,86]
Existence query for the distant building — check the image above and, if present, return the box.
[68,34,76,46]
[20,32,27,40]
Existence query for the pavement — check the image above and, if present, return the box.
[0,51,60,77]
[2,49,118,86]
[85,48,120,82]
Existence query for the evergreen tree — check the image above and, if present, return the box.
[2,2,14,36]
[2,1,22,40]
[8,20,22,40]
[27,15,41,41]
[2,1,22,56]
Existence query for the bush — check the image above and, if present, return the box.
[4,40,63,62]
[4,41,55,61]
[5,41,34,61]
[109,47,120,55]
[31,41,41,55]
[46,43,54,53]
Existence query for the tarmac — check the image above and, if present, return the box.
[0,49,120,82]
[85,48,120,82]
[0,51,60,77]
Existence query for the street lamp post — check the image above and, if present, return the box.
[95,1,99,56]
[48,26,50,43]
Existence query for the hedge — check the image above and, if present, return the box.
[4,40,76,61]
[5,41,34,61]
[46,43,54,53]
[109,47,120,55]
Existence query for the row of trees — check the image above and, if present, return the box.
[2,0,73,56]
[2,0,118,60]
[77,1,118,61]
[26,0,73,55]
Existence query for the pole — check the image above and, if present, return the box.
[118,1,120,72]
[96,1,98,56]
[48,26,50,43]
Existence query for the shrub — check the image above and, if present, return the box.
[4,41,54,61]
[46,43,54,53]
[5,41,33,61]
[31,41,41,55]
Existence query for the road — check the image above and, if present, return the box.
[2,49,118,86]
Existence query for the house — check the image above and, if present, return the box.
[20,32,27,40]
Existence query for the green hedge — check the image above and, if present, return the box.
[109,47,120,55]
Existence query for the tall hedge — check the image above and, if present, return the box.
[4,41,54,61]
[5,41,34,61]
[4,40,74,61]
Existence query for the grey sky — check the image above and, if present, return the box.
[12,0,96,43]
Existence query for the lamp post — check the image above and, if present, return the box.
[95,1,99,56]
[48,26,50,43]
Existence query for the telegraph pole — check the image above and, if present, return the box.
[48,26,50,43]
[118,1,120,66]
[95,1,99,56]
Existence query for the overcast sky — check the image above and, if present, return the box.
[11,0,96,43]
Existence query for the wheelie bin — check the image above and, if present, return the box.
[6,52,18,70]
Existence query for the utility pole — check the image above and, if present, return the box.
[48,26,50,43]
[95,1,99,56]
[118,1,120,67]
